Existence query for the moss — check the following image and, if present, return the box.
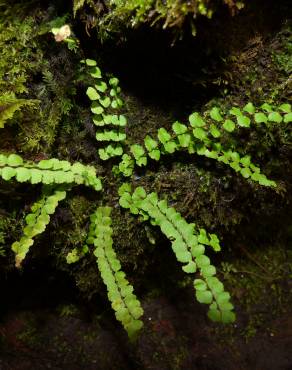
[76,0,245,40]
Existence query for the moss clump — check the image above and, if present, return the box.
[75,0,245,40]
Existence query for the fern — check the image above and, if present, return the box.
[119,185,235,323]
[0,154,102,191]
[115,102,292,187]
[86,206,144,339]
[1,21,288,340]
[84,59,127,160]
[0,94,37,128]
[12,186,67,268]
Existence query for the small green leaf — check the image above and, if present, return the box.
[130,144,145,159]
[144,135,158,152]
[237,115,250,127]
[100,97,111,108]
[197,229,209,245]
[208,308,221,322]
[119,115,127,127]
[91,102,104,115]
[190,244,205,257]
[210,124,221,138]
[254,112,268,123]
[0,155,7,166]
[196,290,213,304]
[189,112,205,128]
[95,82,107,93]
[268,112,282,123]
[193,127,207,141]
[2,167,16,180]
[240,167,251,178]
[133,187,147,200]
[7,154,23,166]
[164,140,177,153]
[158,128,171,143]
[182,261,196,273]
[111,100,118,109]
[223,119,235,132]
[93,115,105,126]
[201,265,216,277]
[109,77,119,87]
[229,107,242,117]
[210,107,223,122]
[206,277,224,293]
[221,310,236,324]
[86,87,100,100]
[136,157,147,166]
[284,112,292,123]
[149,149,160,161]
[119,193,132,208]
[279,103,291,113]
[218,301,234,311]
[243,102,255,114]
[216,292,231,305]
[178,133,191,147]
[176,250,192,263]
[196,255,210,267]
[85,59,97,66]
[90,66,102,78]
[194,279,207,291]
[240,155,251,167]
[261,103,272,112]
[172,121,187,135]
[16,168,31,182]
[209,234,221,252]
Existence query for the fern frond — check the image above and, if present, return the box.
[119,186,235,324]
[84,59,127,160]
[0,94,37,129]
[12,186,67,268]
[0,154,102,191]
[87,206,144,340]
[116,102,290,187]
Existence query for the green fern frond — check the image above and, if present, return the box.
[0,94,37,129]
[116,103,289,187]
[12,186,67,268]
[119,186,235,323]
[87,206,144,339]
[84,59,127,160]
[0,154,102,191]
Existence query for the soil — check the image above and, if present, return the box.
[0,269,291,370]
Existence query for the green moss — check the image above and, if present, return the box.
[76,0,245,39]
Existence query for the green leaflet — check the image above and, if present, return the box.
[209,107,223,122]
[0,154,102,191]
[119,186,235,323]
[11,186,67,268]
[87,207,144,340]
